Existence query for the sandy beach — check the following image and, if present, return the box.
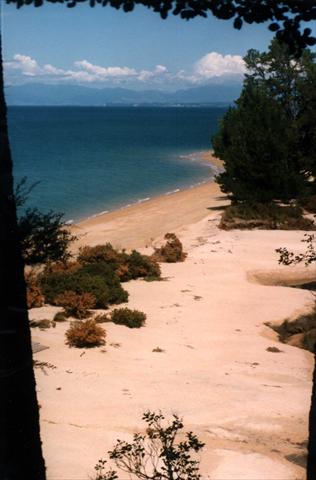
[30,167,315,479]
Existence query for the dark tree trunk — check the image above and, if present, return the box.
[0,24,46,480]
[307,349,316,479]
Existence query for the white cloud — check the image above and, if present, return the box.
[74,60,137,79]
[6,54,40,76]
[4,52,244,87]
[194,52,245,80]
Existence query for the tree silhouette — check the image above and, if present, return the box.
[1,2,316,479]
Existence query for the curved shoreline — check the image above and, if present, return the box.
[71,152,224,251]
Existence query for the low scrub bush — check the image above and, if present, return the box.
[78,262,129,303]
[25,272,44,309]
[152,233,187,263]
[110,308,146,328]
[65,319,106,348]
[78,243,124,267]
[53,311,67,322]
[94,313,110,323]
[78,243,161,281]
[220,203,315,230]
[55,291,96,319]
[125,250,161,280]
[40,266,128,308]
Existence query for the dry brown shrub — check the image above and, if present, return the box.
[65,319,106,348]
[25,271,44,308]
[78,244,121,265]
[94,313,111,323]
[55,290,96,319]
[152,233,187,263]
[43,260,80,275]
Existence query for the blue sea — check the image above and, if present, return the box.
[8,106,226,222]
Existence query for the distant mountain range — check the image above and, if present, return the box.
[5,82,242,106]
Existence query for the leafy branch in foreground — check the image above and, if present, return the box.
[94,411,205,480]
[276,234,316,266]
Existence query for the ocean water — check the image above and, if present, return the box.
[8,106,226,222]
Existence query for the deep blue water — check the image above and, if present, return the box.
[8,106,226,222]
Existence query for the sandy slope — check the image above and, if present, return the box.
[30,181,315,480]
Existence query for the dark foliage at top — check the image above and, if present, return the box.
[7,0,316,54]
[94,410,205,480]
[214,40,316,205]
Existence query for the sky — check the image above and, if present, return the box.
[0,2,291,91]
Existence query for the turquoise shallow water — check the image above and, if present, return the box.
[8,106,226,222]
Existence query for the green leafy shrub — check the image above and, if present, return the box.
[78,262,128,303]
[94,411,204,480]
[110,308,146,328]
[40,265,128,308]
[152,233,187,262]
[55,291,96,319]
[125,250,161,280]
[78,243,161,281]
[78,243,125,268]
[220,203,315,230]
[65,319,106,348]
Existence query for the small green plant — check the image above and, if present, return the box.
[55,291,96,319]
[153,233,187,263]
[94,410,204,480]
[65,319,106,348]
[110,308,146,328]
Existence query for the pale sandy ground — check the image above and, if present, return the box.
[30,170,316,480]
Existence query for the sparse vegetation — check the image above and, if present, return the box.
[152,233,187,263]
[65,319,106,348]
[276,234,316,266]
[220,203,315,230]
[110,308,146,328]
[55,291,96,319]
[94,410,204,480]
